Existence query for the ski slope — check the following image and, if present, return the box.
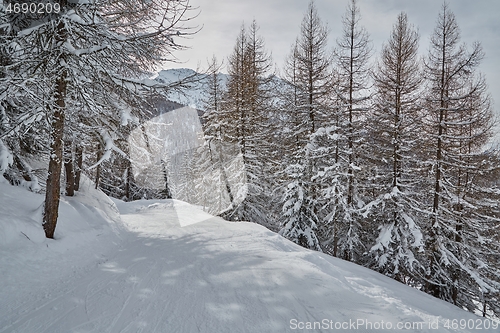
[0,181,496,333]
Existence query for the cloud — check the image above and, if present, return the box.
[168,0,500,109]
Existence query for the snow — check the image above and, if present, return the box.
[65,10,88,25]
[64,40,108,56]
[119,104,137,126]
[402,212,424,249]
[88,131,127,170]
[370,223,394,253]
[0,181,496,332]
[0,140,13,183]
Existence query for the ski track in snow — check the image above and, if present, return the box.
[0,193,489,333]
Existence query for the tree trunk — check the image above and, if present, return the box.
[43,69,66,238]
[346,13,355,208]
[161,159,172,199]
[42,17,68,239]
[74,145,83,191]
[64,140,75,196]
[95,143,102,190]
[125,166,132,201]
[218,141,234,205]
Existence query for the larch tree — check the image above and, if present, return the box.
[293,0,331,139]
[422,2,500,315]
[223,20,274,224]
[221,25,248,217]
[281,42,303,162]
[1,0,197,238]
[201,56,236,214]
[332,0,372,261]
[279,0,332,251]
[0,10,49,190]
[366,12,425,284]
[240,19,275,224]
[280,163,322,251]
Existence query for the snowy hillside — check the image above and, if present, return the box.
[1,183,497,333]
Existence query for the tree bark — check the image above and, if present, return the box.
[125,166,132,201]
[43,18,67,239]
[161,159,172,199]
[218,142,234,205]
[43,110,64,238]
[74,145,83,191]
[95,143,102,190]
[43,69,66,238]
[64,140,75,196]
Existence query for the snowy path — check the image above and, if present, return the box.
[0,196,489,332]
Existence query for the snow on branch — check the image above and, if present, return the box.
[0,140,13,179]
[63,40,109,56]
[87,132,127,170]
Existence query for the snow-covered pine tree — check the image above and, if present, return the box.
[285,0,332,158]
[174,147,200,204]
[366,12,426,284]
[280,163,322,251]
[245,20,279,223]
[203,56,243,215]
[222,20,274,224]
[224,24,246,149]
[201,56,236,214]
[0,12,48,189]
[332,0,372,261]
[307,125,348,256]
[422,3,500,315]
[272,42,304,230]
[190,143,230,215]
[1,0,197,238]
[279,0,332,250]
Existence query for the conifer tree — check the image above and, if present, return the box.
[279,0,332,250]
[422,3,500,315]
[280,163,322,251]
[366,12,425,284]
[1,0,196,238]
[223,20,274,224]
[332,0,372,261]
[202,56,236,214]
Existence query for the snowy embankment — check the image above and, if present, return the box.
[0,181,496,333]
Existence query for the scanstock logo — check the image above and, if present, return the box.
[128,105,247,217]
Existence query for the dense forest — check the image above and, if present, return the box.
[1,0,499,318]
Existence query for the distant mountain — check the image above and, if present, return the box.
[153,68,286,111]
[154,68,228,111]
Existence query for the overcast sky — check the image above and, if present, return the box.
[167,0,500,113]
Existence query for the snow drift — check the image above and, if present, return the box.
[0,182,497,332]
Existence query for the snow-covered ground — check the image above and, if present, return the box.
[0,181,497,333]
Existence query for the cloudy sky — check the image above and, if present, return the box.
[167,0,500,112]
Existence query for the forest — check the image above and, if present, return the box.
[1,0,499,319]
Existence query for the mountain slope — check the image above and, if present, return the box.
[0,183,496,332]
[154,68,228,110]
